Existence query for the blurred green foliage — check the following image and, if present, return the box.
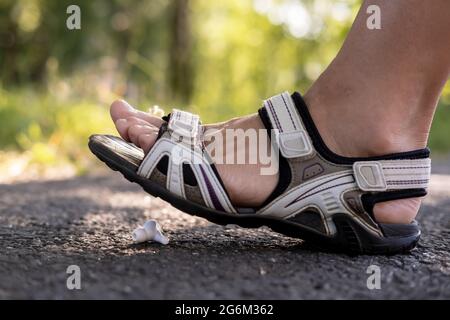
[0,0,449,173]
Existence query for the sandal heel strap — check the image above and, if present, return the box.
[353,158,431,192]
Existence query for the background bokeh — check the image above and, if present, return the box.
[1,0,449,180]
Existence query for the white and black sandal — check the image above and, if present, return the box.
[89,91,431,254]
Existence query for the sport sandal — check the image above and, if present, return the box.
[89,91,431,254]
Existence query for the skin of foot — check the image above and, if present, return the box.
[110,99,421,225]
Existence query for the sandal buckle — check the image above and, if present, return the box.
[168,109,200,144]
[276,130,314,158]
[353,161,387,191]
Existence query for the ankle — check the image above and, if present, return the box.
[303,80,429,158]
[303,79,425,224]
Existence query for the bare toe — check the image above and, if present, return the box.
[110,99,165,128]
[114,118,130,141]
[138,133,158,153]
[128,123,158,149]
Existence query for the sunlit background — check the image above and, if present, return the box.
[1,0,449,182]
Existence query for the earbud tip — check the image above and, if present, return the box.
[154,232,169,245]
[132,227,147,243]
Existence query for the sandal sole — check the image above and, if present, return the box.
[89,135,420,255]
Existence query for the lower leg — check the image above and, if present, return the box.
[304,0,450,223]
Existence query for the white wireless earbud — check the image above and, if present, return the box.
[132,220,169,245]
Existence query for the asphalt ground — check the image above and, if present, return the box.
[0,168,449,299]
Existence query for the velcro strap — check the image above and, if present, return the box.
[353,158,431,192]
[263,92,314,158]
[167,109,200,144]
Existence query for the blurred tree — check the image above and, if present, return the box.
[168,0,193,104]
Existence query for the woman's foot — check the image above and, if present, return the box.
[110,98,422,225]
[110,100,278,208]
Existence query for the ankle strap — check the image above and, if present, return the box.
[260,91,431,194]
[262,91,314,159]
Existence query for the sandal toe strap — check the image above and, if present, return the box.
[167,109,201,144]
[137,109,236,214]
